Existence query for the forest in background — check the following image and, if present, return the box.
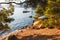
[25,0,60,29]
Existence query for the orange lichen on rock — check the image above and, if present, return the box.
[1,28,60,40]
[33,19,43,29]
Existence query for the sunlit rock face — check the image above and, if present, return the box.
[33,19,43,29]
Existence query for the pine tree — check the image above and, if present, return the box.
[26,0,60,28]
[0,3,14,30]
[33,0,60,28]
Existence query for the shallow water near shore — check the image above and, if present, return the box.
[0,4,35,36]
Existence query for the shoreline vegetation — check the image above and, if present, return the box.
[0,25,60,40]
[0,2,14,30]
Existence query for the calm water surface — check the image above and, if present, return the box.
[0,4,35,36]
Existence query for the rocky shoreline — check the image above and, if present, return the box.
[0,26,60,40]
[0,26,31,40]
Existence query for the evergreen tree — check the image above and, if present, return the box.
[26,0,60,28]
[0,3,14,30]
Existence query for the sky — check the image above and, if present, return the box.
[0,0,5,2]
[0,0,25,2]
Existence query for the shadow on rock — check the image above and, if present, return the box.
[19,35,60,40]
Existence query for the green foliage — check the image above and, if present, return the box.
[0,23,10,30]
[26,0,47,8]
[0,3,14,30]
[8,4,14,13]
[33,0,60,27]
[4,24,10,29]
[4,18,14,23]
[33,5,44,19]
[42,19,48,27]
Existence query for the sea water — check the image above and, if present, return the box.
[0,4,35,36]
